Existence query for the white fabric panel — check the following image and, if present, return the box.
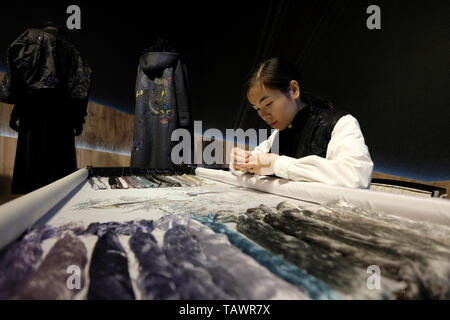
[196,168,450,227]
[38,178,312,229]
[0,168,89,250]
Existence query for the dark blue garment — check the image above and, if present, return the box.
[85,221,135,237]
[87,231,135,300]
[162,225,231,299]
[163,225,248,299]
[0,225,56,299]
[164,216,309,299]
[129,226,180,299]
[128,219,230,299]
[85,220,155,238]
[14,232,88,299]
[130,51,191,169]
[192,214,340,300]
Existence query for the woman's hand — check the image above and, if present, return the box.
[231,147,251,171]
[245,153,280,175]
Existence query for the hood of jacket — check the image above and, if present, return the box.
[139,52,179,78]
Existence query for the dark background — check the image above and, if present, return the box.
[1,0,449,181]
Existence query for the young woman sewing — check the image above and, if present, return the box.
[231,58,373,188]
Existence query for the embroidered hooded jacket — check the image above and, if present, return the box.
[131,51,192,169]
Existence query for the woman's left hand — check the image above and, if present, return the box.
[245,153,280,175]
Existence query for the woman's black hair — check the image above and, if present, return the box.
[245,58,334,109]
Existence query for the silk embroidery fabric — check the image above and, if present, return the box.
[192,214,340,300]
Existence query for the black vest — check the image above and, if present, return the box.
[274,103,349,159]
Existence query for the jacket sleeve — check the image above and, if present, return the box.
[174,60,191,128]
[273,115,374,188]
[229,129,279,175]
[0,33,28,104]
[67,49,92,128]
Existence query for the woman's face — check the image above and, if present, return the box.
[247,82,299,131]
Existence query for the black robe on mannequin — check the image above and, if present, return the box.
[0,24,92,194]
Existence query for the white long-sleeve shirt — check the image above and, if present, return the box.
[230,115,374,189]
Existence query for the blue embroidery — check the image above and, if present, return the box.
[133,140,144,151]
[192,214,341,300]
[43,74,59,87]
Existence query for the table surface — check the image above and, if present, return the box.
[37,175,316,229]
[30,175,320,300]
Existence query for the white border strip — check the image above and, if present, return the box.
[195,168,450,227]
[0,168,88,250]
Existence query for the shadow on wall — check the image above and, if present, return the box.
[0,174,12,195]
[0,175,21,205]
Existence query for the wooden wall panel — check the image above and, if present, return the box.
[77,101,133,154]
[0,103,15,137]
[76,149,130,168]
[0,136,18,200]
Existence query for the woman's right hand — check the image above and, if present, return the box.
[231,147,250,171]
